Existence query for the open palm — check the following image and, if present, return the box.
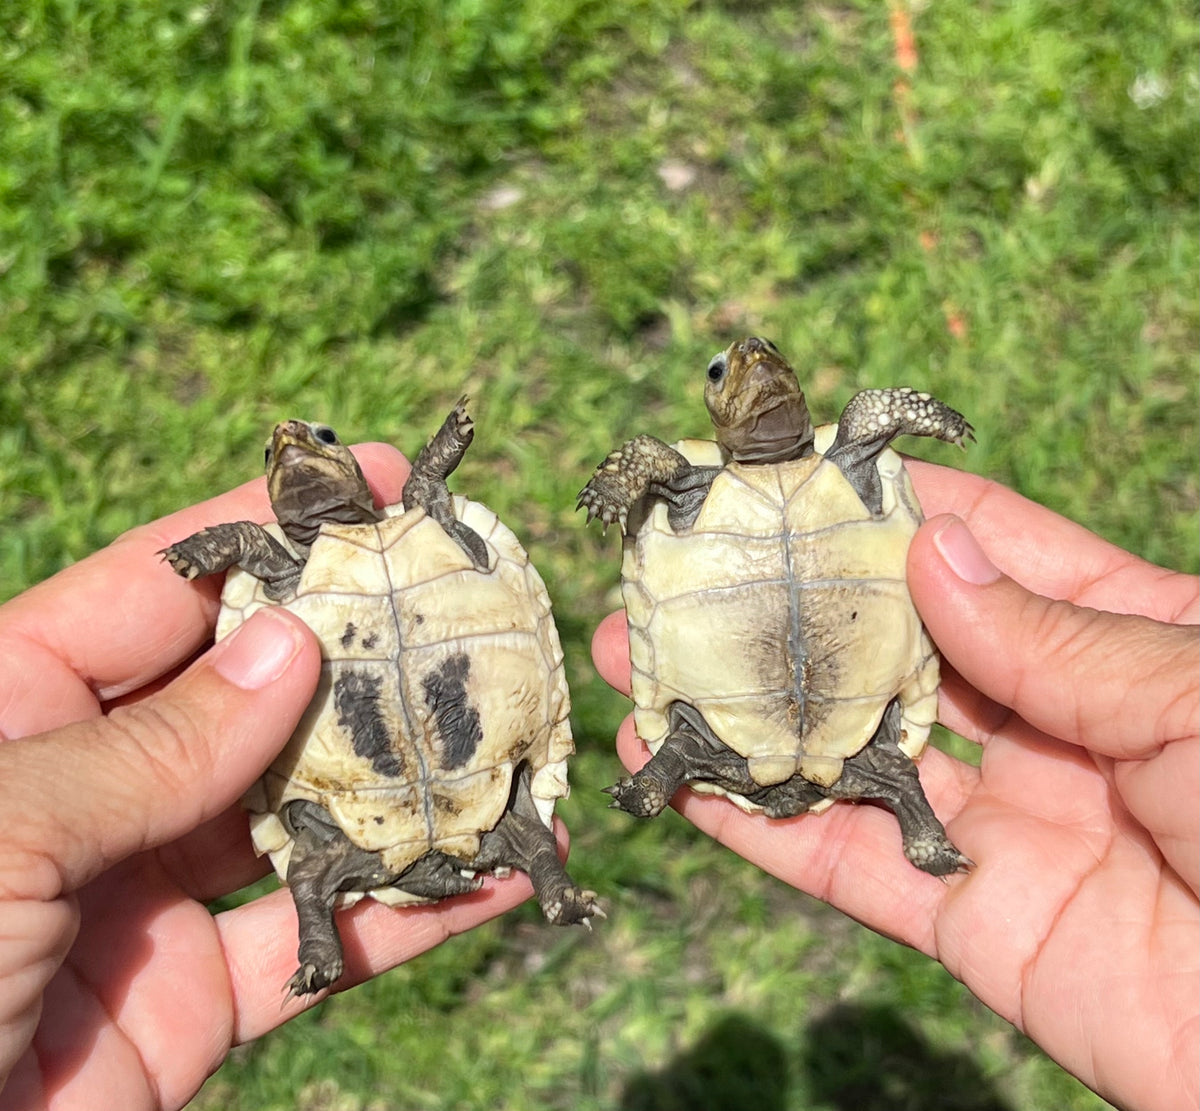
[592,461,1199,1111]
[0,444,537,1111]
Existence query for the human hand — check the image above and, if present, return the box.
[0,444,541,1111]
[591,462,1199,1111]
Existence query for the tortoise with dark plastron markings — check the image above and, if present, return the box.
[579,337,974,876]
[163,401,600,996]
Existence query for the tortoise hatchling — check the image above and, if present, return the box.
[163,401,600,996]
[579,336,974,876]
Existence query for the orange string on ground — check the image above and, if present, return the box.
[888,1,968,343]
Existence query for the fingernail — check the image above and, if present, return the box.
[932,517,1002,585]
[211,609,305,690]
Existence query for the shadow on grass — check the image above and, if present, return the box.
[619,1013,789,1111]
[803,1002,1014,1111]
[619,1003,1014,1111]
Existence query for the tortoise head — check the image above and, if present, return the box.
[704,337,814,464]
[265,420,380,553]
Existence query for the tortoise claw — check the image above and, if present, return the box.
[159,547,202,579]
[284,959,339,1000]
[576,466,633,534]
[541,885,605,927]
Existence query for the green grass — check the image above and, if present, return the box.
[3,1,1197,1108]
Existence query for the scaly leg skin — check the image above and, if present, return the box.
[402,398,489,570]
[826,387,974,514]
[391,851,484,900]
[829,700,973,877]
[743,774,827,818]
[281,801,483,997]
[284,827,392,998]
[160,521,302,600]
[472,766,603,926]
[577,435,719,534]
[605,702,761,817]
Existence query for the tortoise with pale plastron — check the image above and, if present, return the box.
[163,402,600,996]
[579,337,974,876]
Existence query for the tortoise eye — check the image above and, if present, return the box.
[707,355,727,383]
[264,446,273,466]
[314,425,339,445]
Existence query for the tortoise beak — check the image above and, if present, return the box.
[268,420,349,474]
[733,335,777,361]
[270,419,315,459]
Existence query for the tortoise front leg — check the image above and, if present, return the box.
[160,522,302,600]
[578,435,719,534]
[403,398,488,571]
[826,388,973,514]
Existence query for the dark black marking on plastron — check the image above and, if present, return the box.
[334,669,404,777]
[361,631,379,650]
[422,653,482,770]
[340,622,357,648]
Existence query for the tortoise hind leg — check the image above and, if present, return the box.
[605,702,761,817]
[281,801,481,996]
[282,801,393,996]
[472,765,602,926]
[829,700,973,876]
[403,398,488,570]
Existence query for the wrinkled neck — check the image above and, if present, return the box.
[272,468,381,555]
[720,392,814,464]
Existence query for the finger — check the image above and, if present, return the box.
[612,714,977,957]
[219,820,575,1042]
[1114,737,1200,896]
[154,807,274,902]
[591,610,632,695]
[1,610,318,1103]
[41,865,236,1111]
[908,515,1200,760]
[0,443,408,738]
[907,462,1199,623]
[0,897,78,1105]
[51,817,572,1111]
[0,607,322,898]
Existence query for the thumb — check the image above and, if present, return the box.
[907,515,1199,760]
[0,607,321,900]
